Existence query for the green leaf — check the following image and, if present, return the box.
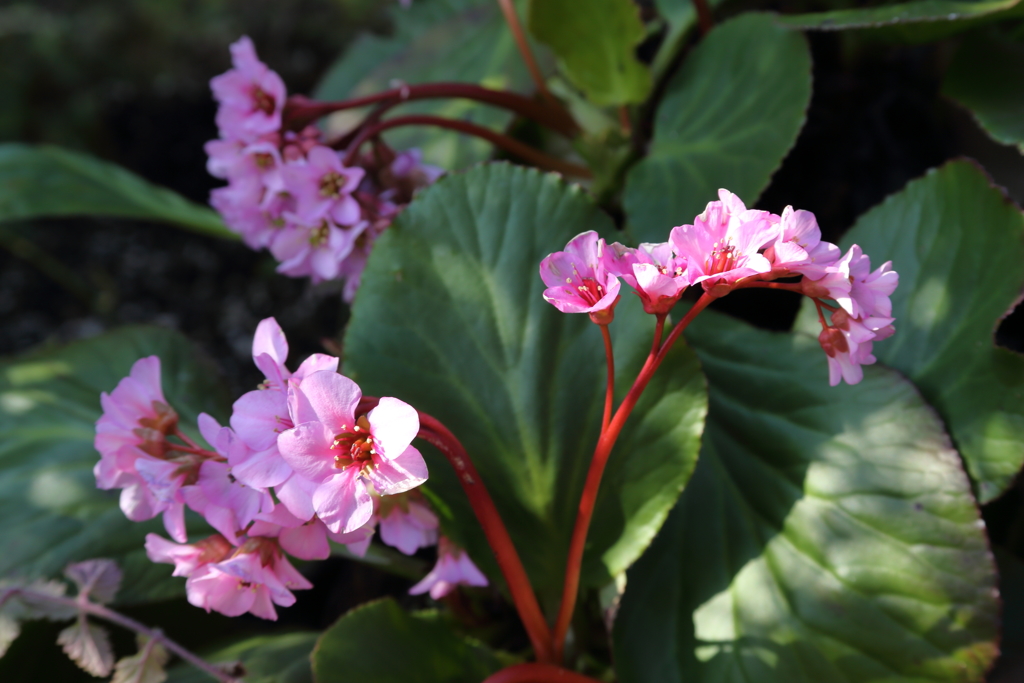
[312,598,503,683]
[58,618,114,678]
[614,310,999,683]
[622,13,811,244]
[649,0,728,82]
[111,635,169,683]
[795,160,1024,503]
[315,0,549,170]
[0,326,230,603]
[527,0,651,106]
[344,163,706,607]
[0,144,233,239]
[942,30,1024,152]
[779,0,1021,32]
[165,632,317,683]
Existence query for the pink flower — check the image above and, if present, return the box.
[282,146,364,227]
[210,36,286,142]
[378,492,438,556]
[603,241,689,315]
[185,538,311,620]
[277,371,428,534]
[766,206,840,279]
[269,217,368,283]
[844,245,899,319]
[409,538,488,599]
[818,309,894,386]
[145,533,234,577]
[249,505,374,559]
[540,231,621,323]
[670,190,779,294]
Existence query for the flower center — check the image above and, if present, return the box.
[705,241,737,276]
[319,171,346,198]
[331,415,377,472]
[309,221,330,247]
[252,87,276,115]
[254,152,275,169]
[575,277,605,306]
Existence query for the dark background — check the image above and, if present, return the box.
[2,0,1024,680]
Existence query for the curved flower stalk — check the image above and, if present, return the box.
[540,188,899,660]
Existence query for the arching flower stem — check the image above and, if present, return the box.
[355,397,555,664]
[482,662,606,683]
[164,443,221,459]
[495,0,555,105]
[283,83,578,137]
[552,293,715,661]
[599,324,615,433]
[343,114,592,178]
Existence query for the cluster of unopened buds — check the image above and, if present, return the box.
[205,37,442,301]
[541,189,899,386]
[93,317,485,620]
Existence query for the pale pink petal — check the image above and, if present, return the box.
[367,398,419,461]
[313,472,373,534]
[366,446,428,495]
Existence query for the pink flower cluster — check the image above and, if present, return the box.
[94,318,485,619]
[206,36,442,302]
[539,189,899,386]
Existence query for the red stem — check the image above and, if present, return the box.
[496,0,554,104]
[551,294,714,660]
[165,443,220,459]
[599,324,615,433]
[355,397,555,663]
[814,299,829,328]
[483,663,604,683]
[174,427,203,450]
[692,0,714,35]
[734,279,804,293]
[284,84,577,137]
[343,114,592,178]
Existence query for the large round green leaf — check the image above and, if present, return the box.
[315,0,549,171]
[0,144,233,239]
[779,0,1020,31]
[0,326,229,604]
[312,599,504,683]
[614,310,999,683]
[622,13,811,244]
[795,160,1024,503]
[344,163,706,608]
[943,31,1024,153]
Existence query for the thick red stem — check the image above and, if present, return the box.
[344,114,591,178]
[551,294,714,660]
[356,397,555,663]
[599,324,614,433]
[692,0,714,35]
[284,83,577,137]
[483,663,604,683]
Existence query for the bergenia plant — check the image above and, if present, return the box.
[3,0,1024,682]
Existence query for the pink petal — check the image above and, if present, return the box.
[278,421,340,483]
[287,371,360,432]
[367,398,419,461]
[366,445,428,495]
[313,472,373,534]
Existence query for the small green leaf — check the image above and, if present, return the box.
[315,0,548,170]
[0,614,20,658]
[58,618,114,678]
[614,310,999,683]
[345,163,706,607]
[622,13,811,244]
[795,160,1024,503]
[779,0,1021,32]
[165,632,317,683]
[943,30,1024,152]
[527,0,651,106]
[312,598,503,683]
[0,144,233,239]
[0,326,230,603]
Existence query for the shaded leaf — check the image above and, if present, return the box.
[649,0,728,82]
[795,160,1024,503]
[15,580,77,622]
[165,632,317,683]
[345,163,706,607]
[527,0,651,106]
[316,0,549,170]
[779,0,1021,32]
[622,13,811,243]
[58,618,114,678]
[943,30,1024,152]
[0,144,232,239]
[614,309,999,683]
[65,559,122,604]
[111,635,169,683]
[312,598,503,683]
[0,613,20,658]
[0,326,229,603]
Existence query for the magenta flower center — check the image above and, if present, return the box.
[309,222,329,247]
[319,171,347,198]
[251,87,276,115]
[705,241,738,276]
[331,415,377,473]
[575,277,606,306]
[254,153,275,169]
